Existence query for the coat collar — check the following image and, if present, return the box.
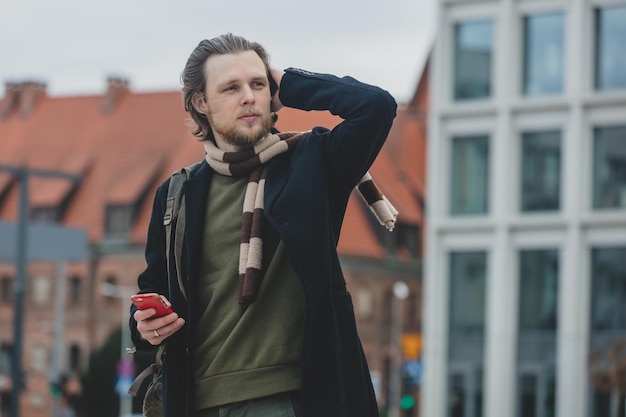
[182,160,211,268]
[264,151,290,215]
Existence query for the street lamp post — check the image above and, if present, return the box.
[388,281,409,417]
[50,261,67,417]
[100,282,136,417]
[9,167,27,417]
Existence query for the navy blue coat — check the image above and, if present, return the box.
[130,68,397,417]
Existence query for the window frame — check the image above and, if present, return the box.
[441,118,496,223]
[521,11,566,97]
[581,227,626,417]
[0,275,13,304]
[450,134,491,216]
[583,106,626,217]
[591,125,626,211]
[511,111,568,221]
[593,3,626,92]
[441,3,498,109]
[453,19,495,101]
[510,231,565,417]
[104,204,134,237]
[511,1,568,100]
[519,130,563,213]
[445,247,490,417]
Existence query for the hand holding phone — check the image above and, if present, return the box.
[131,293,173,317]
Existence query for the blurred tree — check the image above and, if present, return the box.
[76,327,156,417]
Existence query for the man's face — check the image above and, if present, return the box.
[200,50,273,151]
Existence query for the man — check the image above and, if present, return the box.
[130,33,397,417]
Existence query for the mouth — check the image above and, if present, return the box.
[239,113,259,123]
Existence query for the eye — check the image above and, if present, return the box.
[252,81,266,89]
[224,85,238,92]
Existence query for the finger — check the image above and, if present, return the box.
[146,318,185,345]
[133,308,157,321]
[155,318,185,338]
[145,328,162,345]
[136,313,176,335]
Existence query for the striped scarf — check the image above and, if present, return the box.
[204,131,398,306]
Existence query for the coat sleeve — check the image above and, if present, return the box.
[129,179,171,351]
[278,68,397,192]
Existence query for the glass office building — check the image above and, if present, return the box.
[424,1,626,417]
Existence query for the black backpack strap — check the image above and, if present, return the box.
[127,363,158,396]
[128,162,201,398]
[163,161,202,301]
[127,345,166,396]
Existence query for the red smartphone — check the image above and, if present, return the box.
[131,293,173,317]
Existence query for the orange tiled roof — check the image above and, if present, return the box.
[29,154,90,206]
[0,79,425,261]
[337,194,385,259]
[384,107,426,201]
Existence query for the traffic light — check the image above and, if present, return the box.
[49,380,61,398]
[49,374,67,398]
[400,393,415,410]
[400,361,420,416]
[401,334,422,360]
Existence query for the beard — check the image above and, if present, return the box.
[210,110,273,148]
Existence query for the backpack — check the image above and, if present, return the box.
[127,161,202,417]
[162,161,202,301]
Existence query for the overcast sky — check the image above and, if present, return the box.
[1,0,437,103]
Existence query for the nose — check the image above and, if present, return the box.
[241,85,255,106]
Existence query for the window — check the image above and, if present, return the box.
[589,247,626,332]
[381,223,420,260]
[31,206,59,223]
[356,288,374,320]
[449,251,487,334]
[451,135,490,215]
[69,276,82,305]
[521,131,561,212]
[103,276,118,304]
[32,344,47,373]
[105,204,133,236]
[517,250,559,417]
[0,343,11,373]
[384,289,394,323]
[454,20,493,100]
[0,276,12,304]
[448,251,487,417]
[595,5,626,91]
[449,370,484,417]
[518,373,556,417]
[68,343,82,372]
[588,247,626,417]
[592,126,626,209]
[32,274,51,307]
[519,250,559,330]
[523,13,564,96]
[395,223,420,259]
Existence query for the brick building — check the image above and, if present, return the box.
[0,70,426,417]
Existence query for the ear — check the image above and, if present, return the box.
[191,93,208,114]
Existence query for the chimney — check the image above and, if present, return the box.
[1,82,21,120]
[101,76,129,114]
[19,81,47,118]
